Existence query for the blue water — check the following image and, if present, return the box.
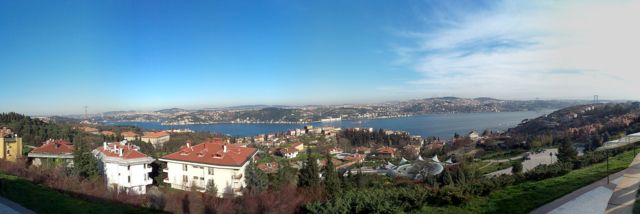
[106,110,553,139]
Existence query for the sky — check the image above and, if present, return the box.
[0,0,638,115]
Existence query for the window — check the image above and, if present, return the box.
[127,165,130,170]
[200,177,204,181]
[128,176,131,183]
[182,175,188,183]
[208,167,214,175]
[145,173,149,181]
[183,164,188,171]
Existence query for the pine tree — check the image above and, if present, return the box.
[298,150,320,187]
[322,153,341,196]
[557,139,578,163]
[206,179,218,196]
[73,141,99,179]
[245,161,268,195]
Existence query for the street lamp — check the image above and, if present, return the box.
[607,150,610,184]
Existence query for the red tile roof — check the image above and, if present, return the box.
[376,146,397,154]
[257,162,279,174]
[101,131,116,136]
[161,139,257,167]
[81,127,98,132]
[95,142,149,160]
[120,131,138,137]
[142,131,169,138]
[30,140,74,154]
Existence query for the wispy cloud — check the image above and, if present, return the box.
[390,0,640,100]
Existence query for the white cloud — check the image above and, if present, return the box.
[392,0,640,100]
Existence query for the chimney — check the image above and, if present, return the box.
[223,145,227,153]
[186,142,191,148]
[119,148,123,157]
[103,142,107,149]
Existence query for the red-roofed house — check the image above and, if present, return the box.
[120,131,139,141]
[376,147,397,158]
[159,139,258,196]
[80,127,99,135]
[257,162,279,174]
[101,130,116,136]
[274,142,304,159]
[28,139,74,167]
[93,140,155,195]
[141,131,170,148]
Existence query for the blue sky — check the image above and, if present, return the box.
[1,0,638,115]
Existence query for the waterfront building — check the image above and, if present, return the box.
[28,139,74,167]
[159,139,257,197]
[93,140,154,194]
[141,131,170,148]
[0,127,22,162]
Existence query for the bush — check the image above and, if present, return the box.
[524,162,573,181]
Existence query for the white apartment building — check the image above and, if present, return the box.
[159,139,257,197]
[93,140,155,195]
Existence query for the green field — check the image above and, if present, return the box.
[0,172,159,214]
[422,150,637,214]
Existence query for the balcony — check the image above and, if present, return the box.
[162,168,168,173]
[232,173,243,180]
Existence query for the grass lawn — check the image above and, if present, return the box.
[421,150,637,214]
[0,172,159,214]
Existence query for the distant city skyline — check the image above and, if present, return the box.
[1,0,638,115]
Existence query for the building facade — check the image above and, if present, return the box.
[93,141,155,194]
[28,139,74,167]
[159,139,257,197]
[0,127,22,162]
[120,131,139,141]
[141,131,170,148]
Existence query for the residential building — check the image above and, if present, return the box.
[120,131,139,141]
[141,131,170,148]
[467,131,480,141]
[101,130,116,136]
[28,139,74,167]
[353,146,371,154]
[0,127,22,162]
[80,127,99,135]
[93,140,154,195]
[159,139,257,197]
[275,142,304,159]
[376,147,397,158]
[256,162,279,174]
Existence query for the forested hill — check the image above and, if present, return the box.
[0,112,75,146]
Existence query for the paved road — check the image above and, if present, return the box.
[0,197,35,214]
[487,148,558,176]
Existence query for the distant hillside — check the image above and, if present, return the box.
[398,97,587,114]
[509,102,640,137]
